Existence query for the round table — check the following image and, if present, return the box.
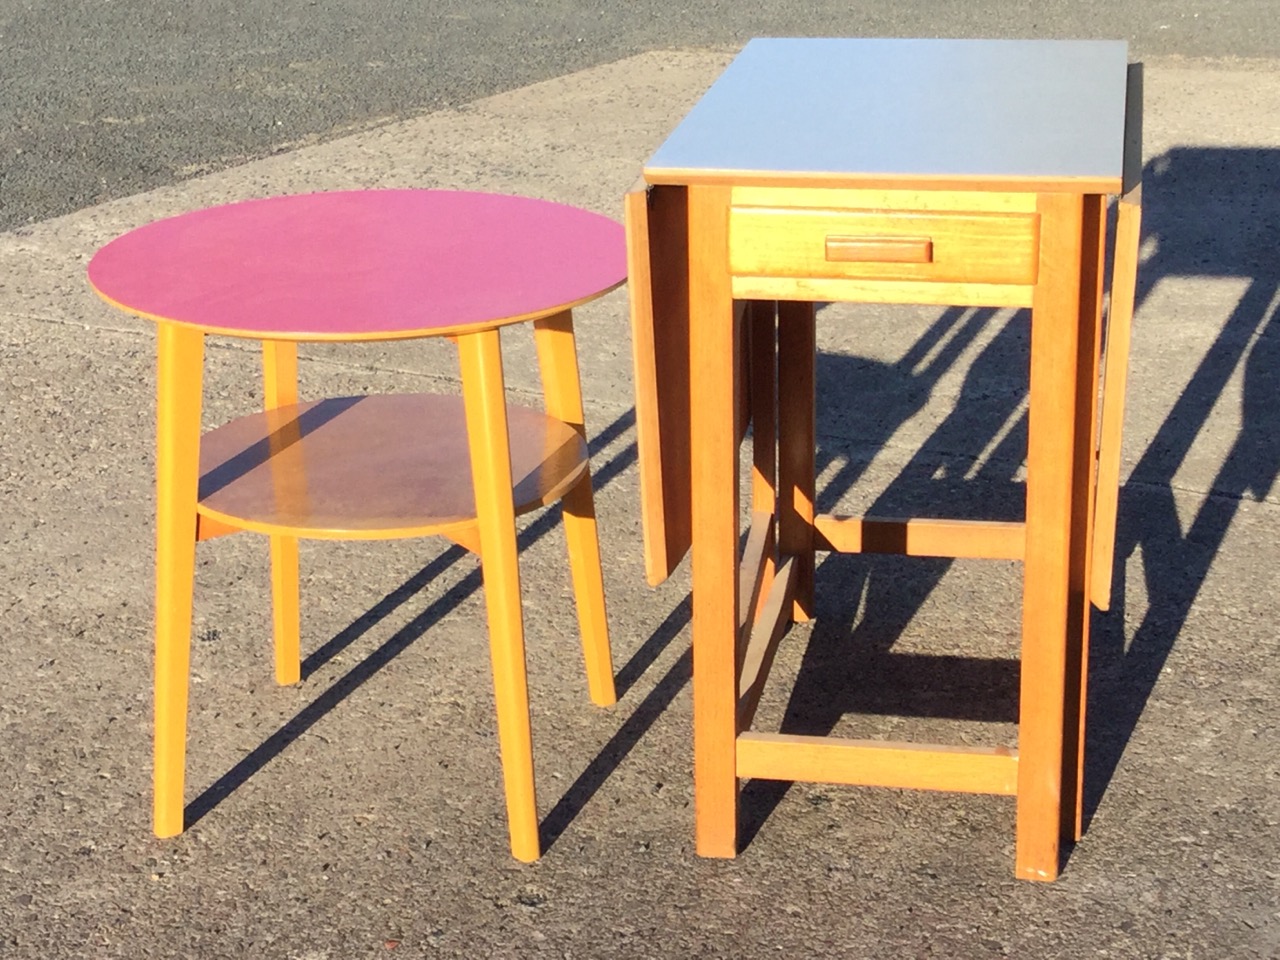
[88,189,626,860]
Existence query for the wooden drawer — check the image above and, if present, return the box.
[727,189,1040,289]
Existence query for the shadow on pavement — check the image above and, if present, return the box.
[1084,147,1280,826]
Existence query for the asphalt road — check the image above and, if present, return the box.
[1,0,1276,231]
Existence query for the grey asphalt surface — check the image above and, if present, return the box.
[3,5,1280,959]
[2,0,1279,230]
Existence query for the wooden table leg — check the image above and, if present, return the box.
[748,301,778,619]
[1015,193,1088,881]
[777,301,816,623]
[688,185,742,857]
[262,339,302,685]
[458,327,540,862]
[153,322,204,838]
[533,309,617,708]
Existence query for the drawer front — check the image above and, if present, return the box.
[728,205,1040,287]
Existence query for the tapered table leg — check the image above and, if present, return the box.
[153,322,204,838]
[458,328,540,863]
[262,339,302,685]
[533,310,616,708]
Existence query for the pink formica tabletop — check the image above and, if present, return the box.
[87,189,627,340]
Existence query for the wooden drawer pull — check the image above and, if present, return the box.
[825,236,934,264]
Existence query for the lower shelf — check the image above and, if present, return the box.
[196,392,587,539]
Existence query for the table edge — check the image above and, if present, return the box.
[87,277,627,341]
[641,168,1126,195]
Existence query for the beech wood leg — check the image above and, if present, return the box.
[532,311,616,708]
[1061,196,1107,844]
[1015,193,1087,881]
[748,301,778,618]
[153,322,204,838]
[457,328,540,862]
[262,339,302,685]
[777,300,816,622]
[688,185,741,857]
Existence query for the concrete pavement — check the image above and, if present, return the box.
[1,50,1278,957]
[5,0,1280,231]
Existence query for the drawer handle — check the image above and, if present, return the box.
[825,236,934,264]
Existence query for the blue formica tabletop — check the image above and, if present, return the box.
[644,38,1132,191]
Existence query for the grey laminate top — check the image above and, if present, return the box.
[645,38,1130,188]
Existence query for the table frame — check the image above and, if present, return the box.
[626,53,1142,881]
[150,313,615,862]
[90,190,625,861]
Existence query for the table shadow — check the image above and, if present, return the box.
[1082,146,1280,835]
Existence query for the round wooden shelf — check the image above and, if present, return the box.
[196,393,587,540]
